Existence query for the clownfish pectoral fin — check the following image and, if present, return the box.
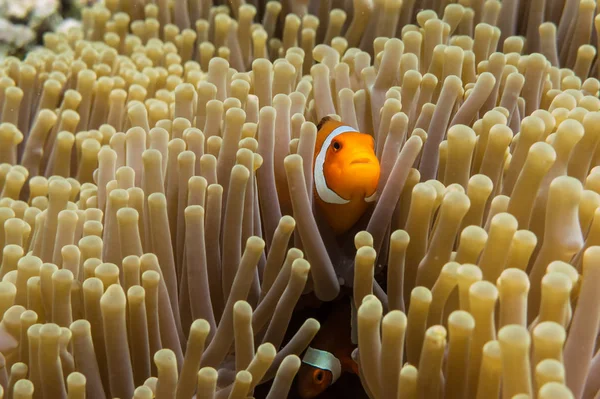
[339,351,360,375]
[349,348,360,374]
[350,358,360,375]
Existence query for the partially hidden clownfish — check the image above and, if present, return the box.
[313,117,381,235]
[296,299,358,399]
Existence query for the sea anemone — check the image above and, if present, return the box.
[0,0,598,398]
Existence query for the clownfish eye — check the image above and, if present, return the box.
[314,369,325,383]
[332,141,342,151]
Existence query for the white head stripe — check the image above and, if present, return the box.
[314,125,359,205]
[365,191,377,203]
[302,347,342,384]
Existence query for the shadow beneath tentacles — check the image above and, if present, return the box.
[253,299,369,399]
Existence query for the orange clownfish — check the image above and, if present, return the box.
[313,117,380,235]
[296,299,359,399]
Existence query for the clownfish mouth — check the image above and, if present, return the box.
[350,158,373,165]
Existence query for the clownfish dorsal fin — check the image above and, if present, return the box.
[316,116,335,132]
[314,119,360,205]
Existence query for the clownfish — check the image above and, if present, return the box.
[296,300,359,399]
[313,117,380,235]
